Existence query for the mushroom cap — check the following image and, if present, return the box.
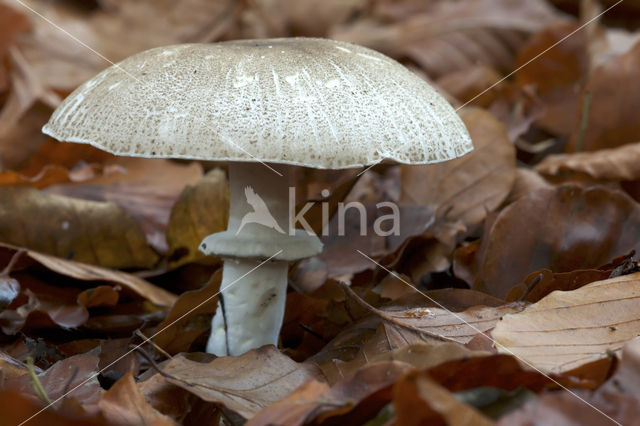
[43,38,472,169]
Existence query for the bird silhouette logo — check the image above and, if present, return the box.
[236,186,286,235]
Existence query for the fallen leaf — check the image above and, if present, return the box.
[151,347,322,418]
[153,271,220,354]
[166,169,228,268]
[343,283,524,344]
[0,186,158,269]
[333,0,562,78]
[472,185,640,298]
[45,158,203,253]
[436,64,506,108]
[492,272,640,373]
[536,140,640,181]
[515,22,587,136]
[505,267,614,303]
[98,373,175,426]
[0,350,32,379]
[397,108,516,276]
[249,361,414,426]
[0,243,176,306]
[77,285,119,308]
[567,41,640,152]
[18,0,238,91]
[504,168,553,204]
[4,352,103,408]
[393,370,493,426]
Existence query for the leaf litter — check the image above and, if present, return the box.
[2,0,640,424]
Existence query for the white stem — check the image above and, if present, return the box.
[203,163,322,356]
[207,258,287,356]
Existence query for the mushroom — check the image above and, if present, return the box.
[42,38,472,356]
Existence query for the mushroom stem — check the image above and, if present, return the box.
[202,163,321,356]
[207,258,288,356]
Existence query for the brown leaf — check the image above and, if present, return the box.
[536,141,640,181]
[472,185,640,298]
[332,0,561,78]
[436,65,506,108]
[393,370,493,426]
[0,350,31,379]
[77,285,119,308]
[492,272,640,373]
[152,347,322,418]
[505,268,612,303]
[515,22,588,136]
[18,0,237,91]
[0,243,177,306]
[249,361,413,426]
[99,373,176,426]
[45,158,203,253]
[0,186,158,269]
[4,352,103,408]
[153,271,220,354]
[504,168,553,204]
[166,169,228,268]
[342,283,524,344]
[0,4,31,90]
[397,108,516,276]
[567,41,640,152]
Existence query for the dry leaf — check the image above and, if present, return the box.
[394,370,493,426]
[99,373,176,426]
[4,352,102,407]
[333,0,562,78]
[342,284,525,344]
[515,22,587,136]
[0,243,176,306]
[45,158,203,252]
[397,108,516,275]
[492,272,640,373]
[166,169,228,268]
[17,0,237,91]
[536,141,640,181]
[472,185,640,298]
[77,285,119,308]
[567,41,640,152]
[153,271,220,354]
[0,186,158,269]
[249,361,413,426]
[153,347,322,418]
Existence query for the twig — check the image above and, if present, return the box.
[135,329,173,360]
[1,249,25,275]
[519,273,544,302]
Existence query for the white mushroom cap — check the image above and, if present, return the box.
[43,38,472,169]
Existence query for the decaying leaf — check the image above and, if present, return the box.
[567,41,640,152]
[153,271,220,354]
[0,243,176,307]
[45,158,203,252]
[99,373,175,426]
[397,108,516,277]
[148,347,322,418]
[333,0,562,78]
[393,370,493,426]
[473,185,640,298]
[249,361,414,426]
[166,169,229,268]
[0,186,158,269]
[536,140,640,181]
[492,272,640,373]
